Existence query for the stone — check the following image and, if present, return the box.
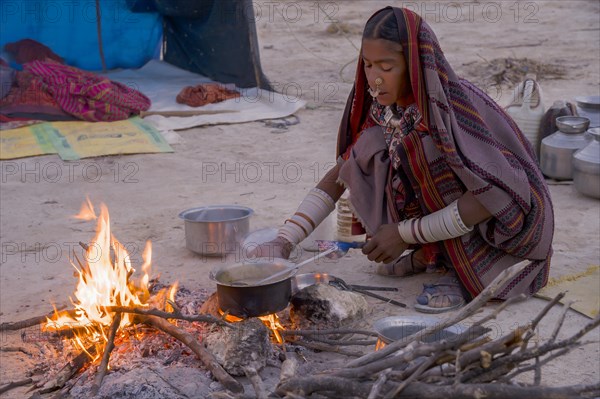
[290,283,368,329]
[203,318,271,376]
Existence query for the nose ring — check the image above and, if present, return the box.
[368,77,383,98]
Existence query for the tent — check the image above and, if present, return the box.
[0,0,271,89]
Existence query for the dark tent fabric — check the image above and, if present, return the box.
[158,0,272,90]
[0,0,271,89]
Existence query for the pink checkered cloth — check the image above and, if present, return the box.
[24,59,150,122]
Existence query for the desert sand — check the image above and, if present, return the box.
[1,0,599,397]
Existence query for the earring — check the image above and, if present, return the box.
[368,77,383,98]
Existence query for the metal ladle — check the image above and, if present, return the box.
[248,241,366,286]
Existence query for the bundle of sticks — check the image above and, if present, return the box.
[276,262,600,399]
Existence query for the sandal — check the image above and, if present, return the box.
[376,249,427,277]
[414,273,467,313]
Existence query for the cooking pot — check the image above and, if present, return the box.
[209,258,297,318]
[179,205,253,256]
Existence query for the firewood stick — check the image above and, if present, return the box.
[383,354,440,399]
[454,325,527,370]
[72,250,90,282]
[0,378,33,394]
[243,367,268,399]
[290,339,364,357]
[277,376,376,398]
[106,306,233,328]
[504,347,571,381]
[143,315,243,393]
[346,260,531,369]
[279,357,298,383]
[462,315,600,383]
[401,381,600,399]
[549,300,575,343]
[278,376,600,399]
[0,306,71,331]
[333,325,489,379]
[282,328,378,337]
[38,345,97,394]
[521,292,566,350]
[0,346,33,356]
[91,312,122,395]
[298,336,377,346]
[472,294,527,326]
[367,368,391,399]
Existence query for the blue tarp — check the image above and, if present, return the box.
[0,0,162,71]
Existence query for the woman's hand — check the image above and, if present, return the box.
[246,236,293,260]
[362,223,408,263]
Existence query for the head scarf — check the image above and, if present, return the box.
[337,7,553,286]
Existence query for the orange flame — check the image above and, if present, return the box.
[73,196,97,220]
[46,200,177,356]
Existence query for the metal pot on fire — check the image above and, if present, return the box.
[209,259,298,318]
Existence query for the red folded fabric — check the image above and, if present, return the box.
[24,59,151,122]
[4,39,63,64]
[176,83,240,107]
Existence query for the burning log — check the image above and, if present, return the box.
[106,305,233,328]
[37,345,97,394]
[0,307,70,331]
[91,312,122,395]
[143,315,244,393]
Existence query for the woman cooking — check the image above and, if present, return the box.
[255,7,554,313]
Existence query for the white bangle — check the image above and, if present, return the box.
[278,188,335,245]
[397,200,473,244]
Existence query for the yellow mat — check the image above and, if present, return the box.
[536,265,600,319]
[0,123,58,159]
[1,117,172,161]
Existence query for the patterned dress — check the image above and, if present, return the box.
[337,7,554,299]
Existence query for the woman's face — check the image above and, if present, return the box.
[361,38,411,107]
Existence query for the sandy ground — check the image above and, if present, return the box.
[1,0,599,396]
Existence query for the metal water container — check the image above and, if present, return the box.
[573,127,600,199]
[540,116,590,180]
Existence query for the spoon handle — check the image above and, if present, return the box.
[255,247,336,285]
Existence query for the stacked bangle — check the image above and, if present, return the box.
[278,188,335,245]
[397,200,473,244]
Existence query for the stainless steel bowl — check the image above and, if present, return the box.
[373,316,467,345]
[555,116,590,134]
[179,205,253,256]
